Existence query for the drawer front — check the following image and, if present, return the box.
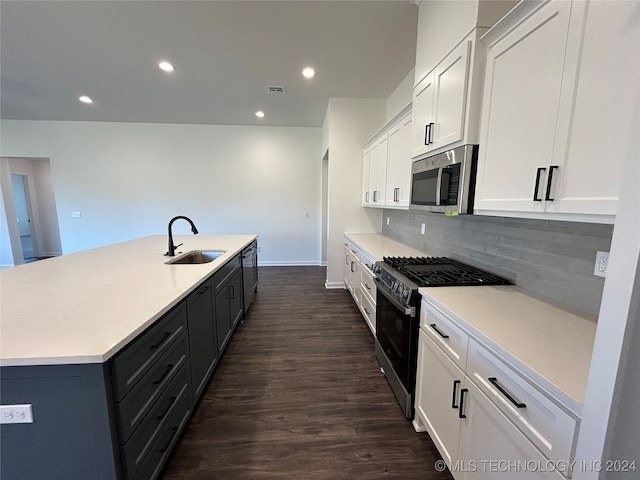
[360,291,376,335]
[420,300,469,370]
[132,389,192,480]
[121,361,192,479]
[360,267,376,305]
[112,302,187,401]
[116,333,190,443]
[214,254,242,292]
[466,338,578,465]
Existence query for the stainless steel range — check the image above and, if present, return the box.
[373,256,509,419]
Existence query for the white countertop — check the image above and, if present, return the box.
[420,285,597,413]
[344,233,427,260]
[0,235,256,367]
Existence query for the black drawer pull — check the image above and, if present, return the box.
[459,388,468,419]
[153,364,174,385]
[430,323,449,339]
[157,396,177,420]
[364,283,371,290]
[159,427,179,454]
[228,285,235,299]
[150,332,171,349]
[488,377,526,408]
[451,380,461,408]
[424,124,430,145]
[533,167,546,201]
[363,307,370,315]
[197,285,210,295]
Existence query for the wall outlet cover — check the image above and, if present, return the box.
[594,251,609,277]
[0,404,34,424]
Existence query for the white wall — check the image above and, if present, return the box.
[0,120,322,265]
[386,68,414,123]
[324,98,385,287]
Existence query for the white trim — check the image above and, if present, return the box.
[325,281,345,290]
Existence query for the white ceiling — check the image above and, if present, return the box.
[1,1,418,127]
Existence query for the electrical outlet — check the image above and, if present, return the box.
[0,404,34,424]
[594,251,609,277]
[421,223,426,235]
[71,211,81,218]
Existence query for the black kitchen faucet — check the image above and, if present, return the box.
[165,216,199,256]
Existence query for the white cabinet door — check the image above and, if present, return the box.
[415,330,464,469]
[457,380,566,480]
[369,136,388,206]
[474,0,572,215]
[343,244,355,295]
[432,41,471,151]
[385,113,412,209]
[362,148,371,206]
[411,72,435,158]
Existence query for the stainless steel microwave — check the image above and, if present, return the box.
[409,145,479,214]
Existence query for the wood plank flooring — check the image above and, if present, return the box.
[162,266,452,480]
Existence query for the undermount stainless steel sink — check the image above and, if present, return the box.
[165,250,226,265]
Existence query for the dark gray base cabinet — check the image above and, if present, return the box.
[0,251,252,480]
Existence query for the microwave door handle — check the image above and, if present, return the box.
[435,167,443,206]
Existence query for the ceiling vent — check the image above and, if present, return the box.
[267,86,287,94]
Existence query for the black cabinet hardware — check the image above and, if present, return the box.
[159,427,179,454]
[197,285,210,295]
[459,388,468,418]
[430,323,450,339]
[153,364,173,385]
[428,122,434,144]
[451,380,461,408]
[488,377,526,408]
[425,124,430,145]
[533,167,546,201]
[150,332,171,350]
[156,397,176,420]
[545,165,558,201]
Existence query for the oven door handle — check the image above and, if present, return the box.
[375,278,415,317]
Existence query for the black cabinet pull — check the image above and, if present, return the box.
[159,427,179,453]
[150,332,171,349]
[545,165,558,201]
[451,380,461,408]
[424,124,430,145]
[156,396,177,420]
[430,323,450,339]
[488,377,526,408]
[228,285,235,300]
[459,388,468,418]
[364,307,370,315]
[153,364,174,385]
[350,261,355,273]
[428,122,434,144]
[533,167,546,201]
[364,283,371,291]
[197,285,210,295]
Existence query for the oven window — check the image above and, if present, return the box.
[375,289,418,390]
[411,168,438,205]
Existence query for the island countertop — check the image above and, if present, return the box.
[0,234,256,367]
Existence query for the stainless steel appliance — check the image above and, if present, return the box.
[242,241,258,313]
[374,256,509,419]
[410,144,479,214]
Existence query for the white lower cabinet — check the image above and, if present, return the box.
[343,240,376,336]
[415,299,578,479]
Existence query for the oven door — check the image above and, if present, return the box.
[374,279,419,417]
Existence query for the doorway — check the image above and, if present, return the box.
[11,174,37,260]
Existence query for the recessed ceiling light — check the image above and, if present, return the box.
[255,111,265,118]
[302,67,315,79]
[158,61,175,72]
[78,96,93,104]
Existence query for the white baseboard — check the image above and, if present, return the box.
[325,281,345,290]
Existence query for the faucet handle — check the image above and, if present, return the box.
[175,243,183,250]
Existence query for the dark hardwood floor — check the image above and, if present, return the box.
[162,266,452,480]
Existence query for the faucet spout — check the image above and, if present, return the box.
[166,216,199,256]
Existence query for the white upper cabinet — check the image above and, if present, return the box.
[385,113,412,208]
[361,148,371,207]
[369,136,388,206]
[411,41,471,158]
[474,0,638,223]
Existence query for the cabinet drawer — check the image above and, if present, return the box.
[121,360,192,479]
[116,333,190,443]
[112,302,187,402]
[132,388,192,480]
[214,254,241,293]
[466,338,578,465]
[360,291,375,336]
[421,300,469,370]
[360,267,376,305]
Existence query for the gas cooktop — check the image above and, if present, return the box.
[381,256,510,287]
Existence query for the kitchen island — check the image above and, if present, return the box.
[0,234,257,480]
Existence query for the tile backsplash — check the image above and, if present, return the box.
[382,210,613,318]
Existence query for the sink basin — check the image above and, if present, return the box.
[166,250,226,265]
